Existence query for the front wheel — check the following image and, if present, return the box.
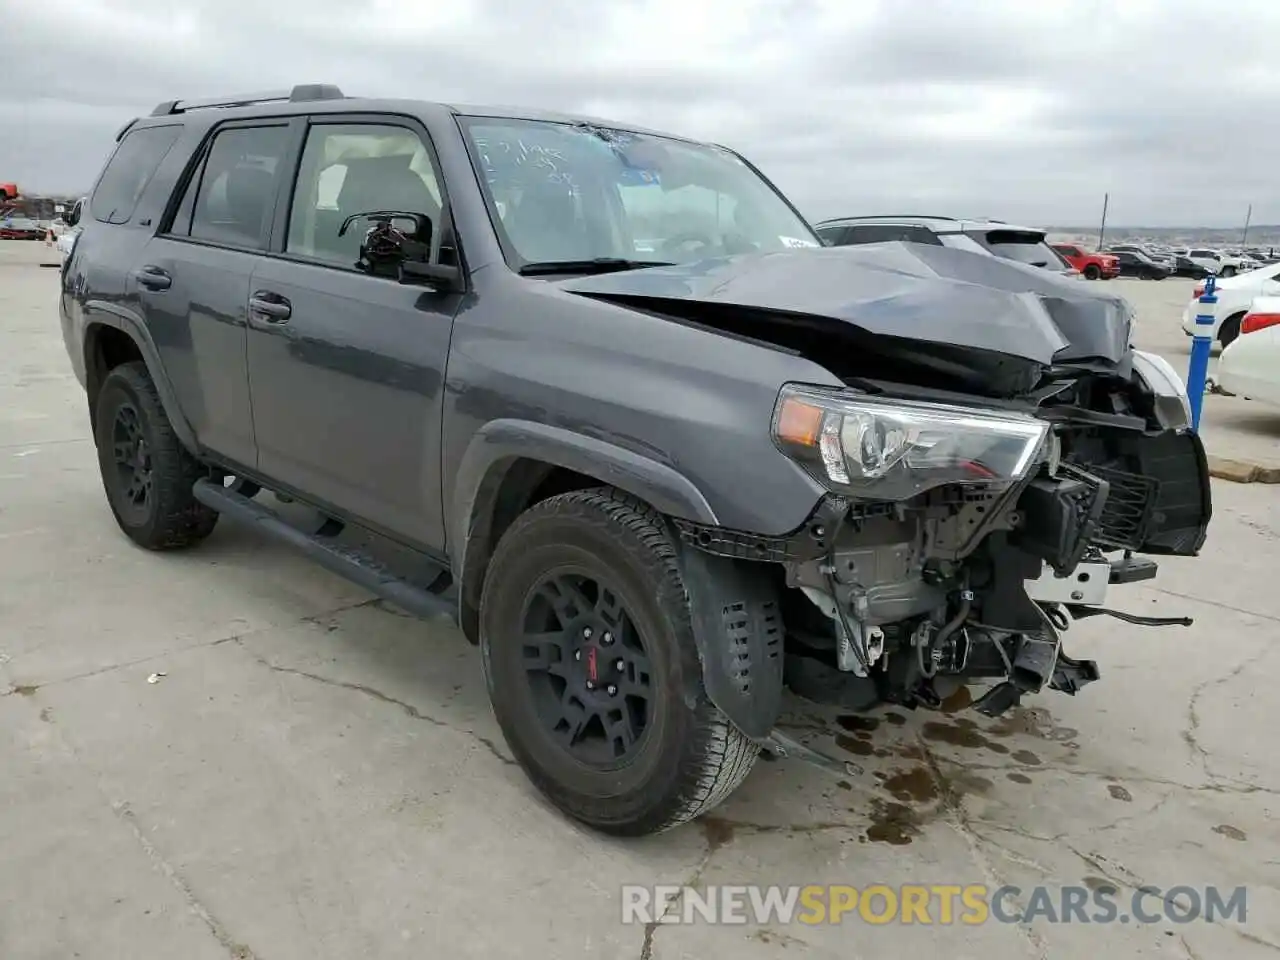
[479,488,758,836]
[1083,264,1101,280]
[94,361,218,550]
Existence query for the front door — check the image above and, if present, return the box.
[246,118,461,552]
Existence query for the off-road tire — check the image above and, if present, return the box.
[1219,312,1244,348]
[479,488,757,836]
[1083,264,1101,280]
[95,361,218,550]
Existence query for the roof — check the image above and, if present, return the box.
[135,83,693,143]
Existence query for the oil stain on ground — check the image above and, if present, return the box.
[1107,784,1133,802]
[989,706,1078,743]
[1007,772,1032,784]
[1011,749,1042,766]
[921,719,1011,755]
[1212,824,1247,841]
[865,799,922,846]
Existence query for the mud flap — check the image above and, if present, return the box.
[680,545,785,740]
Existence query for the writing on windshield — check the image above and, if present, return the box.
[460,117,817,267]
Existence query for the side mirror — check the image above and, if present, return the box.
[341,210,462,291]
[65,199,83,228]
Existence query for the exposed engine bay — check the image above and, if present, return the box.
[677,356,1211,722]
[570,240,1212,725]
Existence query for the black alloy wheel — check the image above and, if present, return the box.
[109,401,153,525]
[521,571,654,767]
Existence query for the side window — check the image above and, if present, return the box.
[172,125,290,251]
[1060,245,1080,257]
[815,225,847,246]
[846,224,931,244]
[91,125,182,225]
[286,123,443,268]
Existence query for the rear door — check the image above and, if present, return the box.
[245,115,462,552]
[135,120,300,468]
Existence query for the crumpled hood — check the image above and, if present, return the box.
[559,242,1134,369]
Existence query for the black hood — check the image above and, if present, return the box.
[560,242,1134,373]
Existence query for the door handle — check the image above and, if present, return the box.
[134,265,172,292]
[249,291,292,323]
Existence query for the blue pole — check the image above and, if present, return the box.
[1186,275,1217,432]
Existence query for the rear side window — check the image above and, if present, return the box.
[168,125,291,251]
[845,224,941,245]
[91,125,182,225]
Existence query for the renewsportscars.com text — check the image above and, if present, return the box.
[621,883,1248,926]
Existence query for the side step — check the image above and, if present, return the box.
[193,479,457,624]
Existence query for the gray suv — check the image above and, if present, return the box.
[59,84,1210,836]
[816,215,1077,275]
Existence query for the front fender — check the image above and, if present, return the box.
[450,417,718,578]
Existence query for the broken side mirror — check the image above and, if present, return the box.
[339,210,462,291]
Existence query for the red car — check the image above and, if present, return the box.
[0,217,44,240]
[1051,243,1119,280]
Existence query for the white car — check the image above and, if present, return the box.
[1180,261,1280,346]
[1217,295,1280,407]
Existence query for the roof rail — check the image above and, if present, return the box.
[815,214,959,225]
[149,83,345,117]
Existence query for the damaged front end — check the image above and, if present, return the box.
[676,350,1211,730]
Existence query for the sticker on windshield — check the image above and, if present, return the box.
[779,236,820,248]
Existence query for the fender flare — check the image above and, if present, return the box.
[83,303,200,454]
[450,419,786,739]
[450,418,718,580]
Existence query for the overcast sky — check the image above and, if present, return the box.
[4,0,1276,226]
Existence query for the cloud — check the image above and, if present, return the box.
[3,0,1276,225]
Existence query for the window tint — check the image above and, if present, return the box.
[91,125,182,225]
[1190,249,1215,258]
[1057,245,1080,257]
[287,123,442,267]
[843,224,940,245]
[181,125,290,250]
[970,230,1062,267]
[815,225,846,246]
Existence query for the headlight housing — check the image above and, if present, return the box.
[772,385,1050,501]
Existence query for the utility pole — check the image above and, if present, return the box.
[1241,203,1253,246]
[1097,192,1109,250]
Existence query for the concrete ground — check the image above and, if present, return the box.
[1,241,1277,959]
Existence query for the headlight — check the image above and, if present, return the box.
[772,385,1050,501]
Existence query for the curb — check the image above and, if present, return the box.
[1206,455,1280,484]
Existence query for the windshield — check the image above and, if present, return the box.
[459,116,819,269]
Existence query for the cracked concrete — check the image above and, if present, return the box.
[2,250,1278,958]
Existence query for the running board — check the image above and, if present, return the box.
[192,479,458,624]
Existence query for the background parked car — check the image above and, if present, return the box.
[1172,254,1210,279]
[1181,261,1280,346]
[1051,243,1118,279]
[815,215,1078,275]
[1108,243,1177,274]
[0,216,44,240]
[1107,248,1172,279]
[1217,295,1280,406]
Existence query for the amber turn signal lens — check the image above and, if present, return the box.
[775,397,824,447]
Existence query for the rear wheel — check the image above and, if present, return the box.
[1219,313,1244,348]
[479,488,757,836]
[1221,265,1237,277]
[94,361,218,550]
